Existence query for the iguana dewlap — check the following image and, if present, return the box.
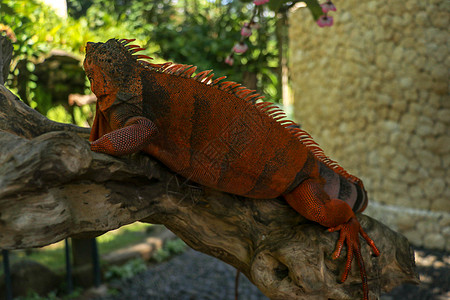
[84,38,379,299]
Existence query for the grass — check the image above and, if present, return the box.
[0,222,153,275]
[97,222,152,255]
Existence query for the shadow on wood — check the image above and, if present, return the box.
[0,84,418,299]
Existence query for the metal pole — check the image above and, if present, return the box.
[65,239,73,294]
[92,238,101,287]
[2,249,12,300]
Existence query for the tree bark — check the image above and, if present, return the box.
[0,36,13,85]
[0,85,418,299]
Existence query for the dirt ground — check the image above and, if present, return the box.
[94,245,449,300]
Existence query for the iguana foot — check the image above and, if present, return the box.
[328,216,380,300]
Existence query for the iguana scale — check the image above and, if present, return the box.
[84,38,379,299]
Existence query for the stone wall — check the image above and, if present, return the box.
[288,0,449,250]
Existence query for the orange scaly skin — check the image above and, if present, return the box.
[84,39,380,299]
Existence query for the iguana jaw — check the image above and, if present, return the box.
[89,102,113,142]
[83,54,119,112]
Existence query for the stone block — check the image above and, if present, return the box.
[402,171,419,184]
[430,136,450,154]
[436,109,450,123]
[392,100,408,113]
[405,0,422,11]
[366,1,378,13]
[432,76,449,94]
[431,64,448,80]
[432,29,449,44]
[380,145,396,158]
[444,52,450,66]
[400,114,418,132]
[416,124,433,136]
[421,105,437,118]
[413,56,427,69]
[417,150,441,170]
[419,90,430,102]
[423,233,446,250]
[396,214,415,231]
[417,220,440,235]
[401,37,416,49]
[403,89,423,102]
[414,74,433,90]
[431,198,450,212]
[408,185,426,204]
[392,46,404,62]
[392,153,409,172]
[442,224,450,237]
[403,230,423,247]
[439,215,450,228]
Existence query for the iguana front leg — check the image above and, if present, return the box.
[90,116,158,156]
[284,178,380,300]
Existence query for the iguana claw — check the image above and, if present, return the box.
[328,216,380,300]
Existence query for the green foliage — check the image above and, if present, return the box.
[16,288,82,300]
[152,238,187,263]
[149,2,253,82]
[267,0,287,12]
[104,258,147,280]
[0,244,67,275]
[303,0,325,21]
[252,0,324,21]
[46,105,74,124]
[97,222,152,255]
[1,0,94,124]
[1,0,92,60]
[0,223,152,276]
[16,291,58,300]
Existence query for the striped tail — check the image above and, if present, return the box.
[286,124,368,212]
[318,161,368,213]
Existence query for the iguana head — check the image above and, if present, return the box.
[84,38,139,98]
[84,38,148,141]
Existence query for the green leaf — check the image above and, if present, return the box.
[304,0,324,21]
[268,0,286,12]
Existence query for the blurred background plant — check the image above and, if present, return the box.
[151,238,187,263]
[1,0,95,125]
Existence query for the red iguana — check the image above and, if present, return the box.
[84,38,380,299]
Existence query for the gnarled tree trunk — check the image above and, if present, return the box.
[0,39,417,299]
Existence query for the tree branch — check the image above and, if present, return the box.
[0,85,418,299]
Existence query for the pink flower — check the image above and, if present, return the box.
[317,15,334,27]
[241,24,252,37]
[232,42,248,54]
[321,1,337,13]
[225,55,234,66]
[253,0,269,6]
